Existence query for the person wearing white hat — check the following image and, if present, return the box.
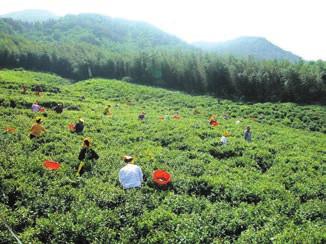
[119,156,143,189]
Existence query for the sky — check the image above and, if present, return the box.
[0,0,325,60]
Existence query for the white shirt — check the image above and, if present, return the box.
[32,104,41,112]
[220,136,228,145]
[119,164,143,189]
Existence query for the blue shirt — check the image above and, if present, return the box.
[75,122,84,133]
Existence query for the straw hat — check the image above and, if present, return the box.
[79,118,84,123]
[83,137,91,147]
[123,155,133,163]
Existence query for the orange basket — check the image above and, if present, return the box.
[43,160,61,170]
[68,123,76,132]
[4,127,16,133]
[39,107,46,112]
[152,170,171,186]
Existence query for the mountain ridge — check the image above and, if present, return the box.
[193,36,301,62]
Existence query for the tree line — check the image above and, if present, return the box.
[0,16,325,104]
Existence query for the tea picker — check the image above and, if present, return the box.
[53,103,64,113]
[138,111,146,121]
[29,117,46,139]
[69,118,85,134]
[21,84,27,94]
[75,118,85,133]
[76,138,99,176]
[31,101,41,112]
[209,114,217,121]
[34,85,43,96]
[104,104,112,117]
[209,114,219,127]
[220,131,230,145]
[119,155,144,189]
[244,126,252,142]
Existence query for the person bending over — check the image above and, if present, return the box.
[75,118,85,134]
[30,117,46,139]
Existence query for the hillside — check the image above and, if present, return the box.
[193,37,301,62]
[0,69,325,243]
[0,9,58,22]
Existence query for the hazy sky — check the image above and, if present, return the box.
[1,0,325,60]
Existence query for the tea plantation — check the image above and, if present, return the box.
[0,69,325,243]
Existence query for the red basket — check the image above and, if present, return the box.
[43,160,61,170]
[210,120,219,127]
[152,170,171,186]
[39,107,46,112]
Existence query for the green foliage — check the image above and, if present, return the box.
[0,70,325,243]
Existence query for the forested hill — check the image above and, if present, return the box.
[193,37,301,62]
[0,9,58,22]
[0,13,325,104]
[0,13,187,51]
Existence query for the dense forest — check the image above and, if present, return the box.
[0,14,325,104]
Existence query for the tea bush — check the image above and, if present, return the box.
[0,69,325,243]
